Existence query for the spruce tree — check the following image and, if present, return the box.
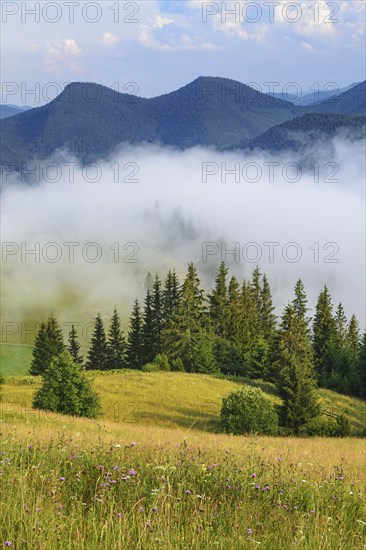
[357,332,366,397]
[126,300,143,369]
[106,308,126,370]
[259,273,277,344]
[86,314,108,370]
[29,315,65,376]
[292,279,310,328]
[275,306,319,434]
[162,269,180,329]
[208,262,228,337]
[162,263,205,371]
[312,286,335,386]
[192,332,219,374]
[33,351,100,418]
[226,275,242,345]
[151,274,163,357]
[67,325,83,366]
[141,290,155,365]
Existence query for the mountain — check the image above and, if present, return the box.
[313,81,366,114]
[229,113,366,153]
[0,104,31,119]
[0,77,304,169]
[272,82,361,106]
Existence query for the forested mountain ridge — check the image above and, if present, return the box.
[0,77,364,170]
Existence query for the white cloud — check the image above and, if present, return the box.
[43,39,82,76]
[100,32,120,47]
[301,41,315,52]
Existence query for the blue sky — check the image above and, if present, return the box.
[1,0,365,106]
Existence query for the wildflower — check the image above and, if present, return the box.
[71,454,76,460]
[129,469,137,476]
[255,484,260,489]
[114,444,122,448]
[60,477,65,481]
[4,542,12,547]
[28,445,33,450]
[310,509,315,514]
[117,512,123,518]
[59,505,63,511]
[130,442,136,446]
[152,507,159,513]
[186,490,191,495]
[99,465,103,470]
[247,529,253,536]
[251,473,257,478]
[262,484,270,492]
[145,521,151,527]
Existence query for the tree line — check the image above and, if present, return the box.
[30,263,366,402]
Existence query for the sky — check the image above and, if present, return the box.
[1,0,365,106]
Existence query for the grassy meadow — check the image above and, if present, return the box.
[1,345,365,548]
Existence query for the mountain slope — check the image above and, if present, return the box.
[313,81,366,114]
[0,104,31,120]
[230,113,366,153]
[0,77,304,169]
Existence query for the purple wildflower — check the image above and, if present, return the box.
[130,442,136,447]
[247,529,253,536]
[129,469,137,476]
[60,477,65,481]
[186,490,191,495]
[255,484,260,489]
[251,473,257,478]
[4,543,12,547]
[145,521,151,527]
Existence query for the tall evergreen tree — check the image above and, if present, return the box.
[208,262,228,337]
[312,286,335,386]
[226,275,242,344]
[106,308,126,370]
[151,274,163,357]
[126,300,143,369]
[357,332,366,397]
[86,314,108,370]
[275,306,319,434]
[141,290,155,365]
[292,279,310,326]
[162,269,180,328]
[259,273,277,343]
[30,315,65,376]
[162,263,205,371]
[67,324,83,366]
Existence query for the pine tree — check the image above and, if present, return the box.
[86,314,108,370]
[259,273,277,344]
[162,263,205,371]
[192,332,219,374]
[162,269,180,329]
[67,325,83,366]
[326,303,349,393]
[208,262,228,337]
[29,315,65,376]
[226,275,242,344]
[275,306,319,434]
[151,274,163,357]
[126,300,143,369]
[312,286,335,386]
[292,279,310,328]
[33,351,100,418]
[357,332,366,397]
[141,290,155,365]
[106,308,126,370]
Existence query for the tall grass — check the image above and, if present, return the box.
[0,409,365,549]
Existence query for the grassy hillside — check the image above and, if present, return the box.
[2,370,365,434]
[0,405,365,549]
[0,343,32,376]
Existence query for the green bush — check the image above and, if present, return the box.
[304,414,351,437]
[142,362,160,373]
[33,351,101,419]
[170,357,185,372]
[154,354,170,371]
[334,414,351,437]
[220,386,278,435]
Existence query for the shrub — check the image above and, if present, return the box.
[170,357,185,372]
[304,416,337,436]
[220,386,278,435]
[154,354,170,371]
[33,351,101,419]
[142,362,160,372]
[334,414,351,437]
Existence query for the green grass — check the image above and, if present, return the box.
[0,408,365,549]
[0,343,32,376]
[2,370,365,435]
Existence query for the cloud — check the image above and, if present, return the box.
[1,136,365,331]
[43,39,82,76]
[99,32,120,47]
[301,41,315,52]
